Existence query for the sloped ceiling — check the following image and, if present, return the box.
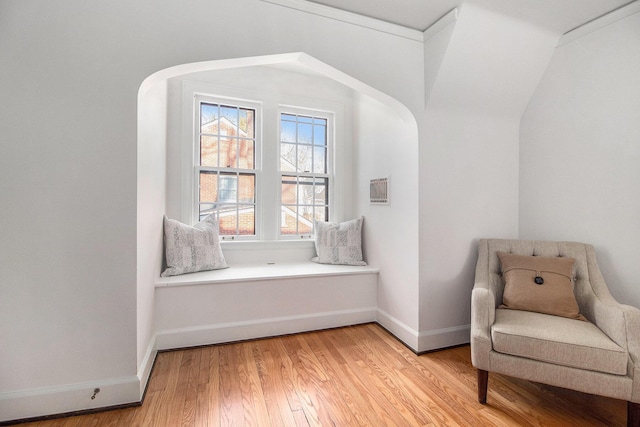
[306,0,633,33]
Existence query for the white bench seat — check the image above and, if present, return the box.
[156,261,379,287]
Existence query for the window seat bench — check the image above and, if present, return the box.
[155,261,379,287]
[153,261,379,351]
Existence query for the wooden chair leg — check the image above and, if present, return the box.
[477,369,488,404]
[629,401,640,427]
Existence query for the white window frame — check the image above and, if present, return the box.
[179,81,345,245]
[192,94,263,241]
[277,106,334,240]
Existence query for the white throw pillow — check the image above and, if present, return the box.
[161,214,228,277]
[312,217,367,266]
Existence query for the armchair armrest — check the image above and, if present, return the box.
[622,305,640,361]
[470,284,495,370]
[470,239,499,370]
[471,286,495,340]
[621,304,640,402]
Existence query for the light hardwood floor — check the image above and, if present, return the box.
[12,323,625,426]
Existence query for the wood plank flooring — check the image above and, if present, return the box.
[12,323,626,426]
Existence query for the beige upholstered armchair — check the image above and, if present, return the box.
[471,239,640,426]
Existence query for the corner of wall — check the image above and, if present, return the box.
[423,8,458,106]
[376,309,421,351]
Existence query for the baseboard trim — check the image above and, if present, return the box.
[155,307,378,350]
[0,401,141,426]
[137,335,158,396]
[375,309,421,351]
[0,338,159,425]
[374,310,471,353]
[418,324,470,352]
[0,375,141,424]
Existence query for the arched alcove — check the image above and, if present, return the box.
[136,52,420,372]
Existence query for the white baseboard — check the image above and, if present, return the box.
[375,309,421,351]
[155,307,378,350]
[0,376,141,423]
[418,324,470,352]
[375,309,470,353]
[137,335,158,396]
[0,337,159,423]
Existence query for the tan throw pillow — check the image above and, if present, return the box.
[497,252,585,321]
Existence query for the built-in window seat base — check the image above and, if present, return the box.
[154,261,379,351]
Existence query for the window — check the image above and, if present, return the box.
[279,112,329,236]
[196,99,258,238]
[189,88,337,242]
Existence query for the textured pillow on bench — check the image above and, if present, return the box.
[162,214,228,277]
[312,217,367,266]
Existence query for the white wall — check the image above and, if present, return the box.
[0,0,141,418]
[354,93,421,348]
[418,1,558,349]
[520,7,640,308]
[136,79,167,393]
[4,0,633,420]
[0,0,423,420]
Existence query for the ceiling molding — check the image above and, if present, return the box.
[558,0,640,46]
[259,0,424,42]
[423,8,459,41]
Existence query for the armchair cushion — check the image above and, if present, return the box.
[492,309,627,375]
[498,252,585,320]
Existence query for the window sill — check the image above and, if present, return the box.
[220,239,315,250]
[156,261,379,288]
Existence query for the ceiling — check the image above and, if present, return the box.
[305,0,633,34]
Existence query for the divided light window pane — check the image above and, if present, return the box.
[279,112,329,236]
[198,101,256,237]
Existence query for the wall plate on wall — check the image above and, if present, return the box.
[370,177,389,205]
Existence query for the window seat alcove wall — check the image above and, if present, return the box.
[139,52,420,356]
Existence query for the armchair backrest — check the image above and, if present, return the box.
[477,239,626,347]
